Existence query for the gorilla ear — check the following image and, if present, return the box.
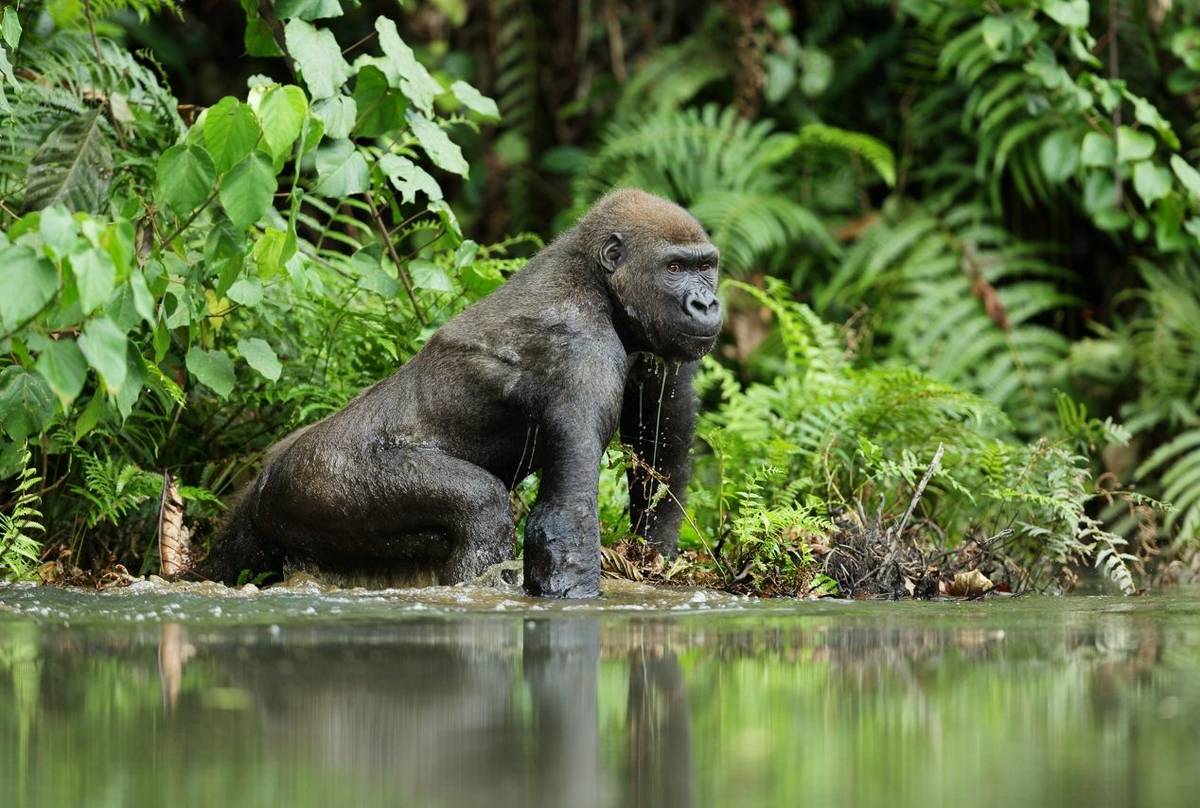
[599,233,626,273]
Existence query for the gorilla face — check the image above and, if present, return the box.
[602,233,722,362]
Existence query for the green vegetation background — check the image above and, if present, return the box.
[1,0,1198,595]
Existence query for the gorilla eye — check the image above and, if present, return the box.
[700,263,713,272]
[666,263,682,273]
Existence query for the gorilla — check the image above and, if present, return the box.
[200,189,722,598]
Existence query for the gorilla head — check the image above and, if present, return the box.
[582,189,722,361]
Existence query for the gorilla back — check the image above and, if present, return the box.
[199,188,722,598]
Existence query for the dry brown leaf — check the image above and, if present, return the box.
[947,569,994,597]
[600,545,643,582]
[158,471,193,578]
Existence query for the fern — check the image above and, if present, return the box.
[0,31,182,213]
[574,104,838,273]
[0,447,45,580]
[691,282,1138,592]
[822,201,1076,435]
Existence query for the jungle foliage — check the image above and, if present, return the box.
[1,0,1198,596]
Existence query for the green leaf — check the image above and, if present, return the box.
[0,246,56,333]
[378,154,443,204]
[375,17,443,114]
[1042,0,1088,28]
[407,111,468,177]
[252,228,296,278]
[23,111,112,213]
[35,338,87,409]
[1170,155,1200,200]
[237,337,281,381]
[156,144,217,215]
[219,152,277,230]
[186,347,235,398]
[2,7,22,51]
[113,350,145,420]
[284,19,351,100]
[981,16,1015,56]
[0,41,13,112]
[0,367,56,441]
[461,262,504,296]
[257,85,308,160]
[1038,130,1079,183]
[450,80,500,121]
[1132,161,1172,207]
[73,391,106,441]
[1127,92,1179,149]
[795,123,895,187]
[410,260,453,292]
[204,97,262,173]
[77,317,128,393]
[38,204,78,255]
[130,269,155,325]
[312,95,356,139]
[1080,132,1114,167]
[276,0,343,20]
[70,249,116,315]
[1115,126,1155,163]
[226,278,264,307]
[314,139,369,196]
[353,65,407,137]
[428,199,462,240]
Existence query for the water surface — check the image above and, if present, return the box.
[2,581,1198,807]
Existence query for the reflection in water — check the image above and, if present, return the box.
[2,589,1200,807]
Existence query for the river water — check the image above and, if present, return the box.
[1,580,1198,807]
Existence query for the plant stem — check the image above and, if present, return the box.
[365,191,427,326]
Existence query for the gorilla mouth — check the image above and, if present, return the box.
[681,330,720,340]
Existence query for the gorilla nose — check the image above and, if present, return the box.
[683,290,722,335]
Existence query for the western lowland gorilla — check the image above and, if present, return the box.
[199,188,722,598]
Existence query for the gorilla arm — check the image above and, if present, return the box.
[620,354,698,556]
[522,346,627,599]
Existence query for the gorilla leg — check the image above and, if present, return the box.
[264,448,515,584]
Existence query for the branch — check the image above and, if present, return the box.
[365,192,428,326]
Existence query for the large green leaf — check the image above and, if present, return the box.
[312,95,356,139]
[1080,132,1114,167]
[284,19,351,100]
[407,111,468,177]
[156,144,217,214]
[375,17,443,114]
[0,366,56,441]
[70,249,116,315]
[220,152,277,230]
[23,111,112,213]
[314,139,369,197]
[276,0,343,20]
[1116,126,1155,163]
[379,154,442,204]
[1170,155,1200,200]
[256,85,308,160]
[1132,161,1172,207]
[410,260,453,292]
[1038,130,1079,183]
[77,317,128,393]
[0,245,57,333]
[450,80,500,121]
[34,338,87,408]
[186,347,235,398]
[1042,0,1089,28]
[353,65,406,137]
[237,337,282,382]
[204,97,262,173]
